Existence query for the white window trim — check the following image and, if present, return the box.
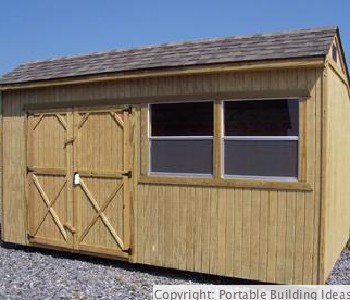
[224,174,298,182]
[222,98,300,181]
[223,136,298,141]
[150,136,213,140]
[149,172,213,178]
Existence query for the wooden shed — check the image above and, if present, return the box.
[0,26,349,284]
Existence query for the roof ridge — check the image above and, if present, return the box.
[19,26,338,67]
[0,26,339,85]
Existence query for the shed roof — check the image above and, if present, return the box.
[0,26,339,85]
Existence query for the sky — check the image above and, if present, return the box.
[0,0,349,76]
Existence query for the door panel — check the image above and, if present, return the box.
[26,111,73,248]
[74,109,130,255]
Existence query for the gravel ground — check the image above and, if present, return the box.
[0,235,348,300]
[0,240,253,299]
[326,248,350,284]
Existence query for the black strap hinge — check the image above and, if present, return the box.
[122,106,133,114]
[122,171,132,178]
[27,233,35,239]
[122,247,132,255]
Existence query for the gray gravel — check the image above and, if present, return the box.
[0,235,348,300]
[0,240,249,299]
[326,248,350,285]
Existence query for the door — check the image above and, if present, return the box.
[26,110,74,249]
[73,108,131,256]
[26,106,132,257]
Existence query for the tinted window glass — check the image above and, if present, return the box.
[224,99,299,136]
[151,102,213,136]
[150,139,213,174]
[224,140,298,177]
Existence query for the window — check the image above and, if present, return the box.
[332,45,338,63]
[149,102,213,175]
[223,99,299,179]
[147,98,300,181]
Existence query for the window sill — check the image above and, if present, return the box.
[138,175,312,191]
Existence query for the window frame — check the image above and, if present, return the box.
[140,97,309,190]
[148,101,214,177]
[222,98,300,181]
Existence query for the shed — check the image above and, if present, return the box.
[0,26,349,284]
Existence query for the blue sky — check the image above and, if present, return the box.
[0,0,349,76]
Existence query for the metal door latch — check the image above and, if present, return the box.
[74,172,80,185]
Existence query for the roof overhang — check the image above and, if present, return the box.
[335,28,350,83]
[0,57,325,92]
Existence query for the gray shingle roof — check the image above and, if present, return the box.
[0,26,337,85]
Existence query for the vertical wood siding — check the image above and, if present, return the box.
[2,95,26,243]
[2,68,323,284]
[322,65,350,281]
[137,185,317,283]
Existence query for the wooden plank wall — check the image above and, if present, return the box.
[2,68,323,284]
[136,186,317,283]
[2,94,26,243]
[322,64,350,281]
[135,68,324,284]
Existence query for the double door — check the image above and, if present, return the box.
[26,106,132,257]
